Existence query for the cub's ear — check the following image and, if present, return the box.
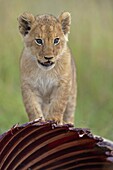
[58,12,71,35]
[18,12,35,36]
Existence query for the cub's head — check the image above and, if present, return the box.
[18,12,71,70]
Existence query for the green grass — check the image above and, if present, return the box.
[0,0,113,140]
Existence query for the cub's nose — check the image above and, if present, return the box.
[44,56,53,60]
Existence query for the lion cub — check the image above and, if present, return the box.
[18,12,77,124]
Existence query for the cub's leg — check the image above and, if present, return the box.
[21,83,44,121]
[63,91,76,124]
[63,58,77,125]
[45,81,71,124]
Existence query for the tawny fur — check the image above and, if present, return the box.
[18,12,77,124]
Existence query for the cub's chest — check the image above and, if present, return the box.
[32,71,59,95]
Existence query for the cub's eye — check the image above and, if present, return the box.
[35,38,43,45]
[54,38,60,45]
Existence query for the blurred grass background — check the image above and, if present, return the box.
[0,0,113,140]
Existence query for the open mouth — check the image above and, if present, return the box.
[38,60,54,67]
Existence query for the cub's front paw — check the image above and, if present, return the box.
[45,114,63,124]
